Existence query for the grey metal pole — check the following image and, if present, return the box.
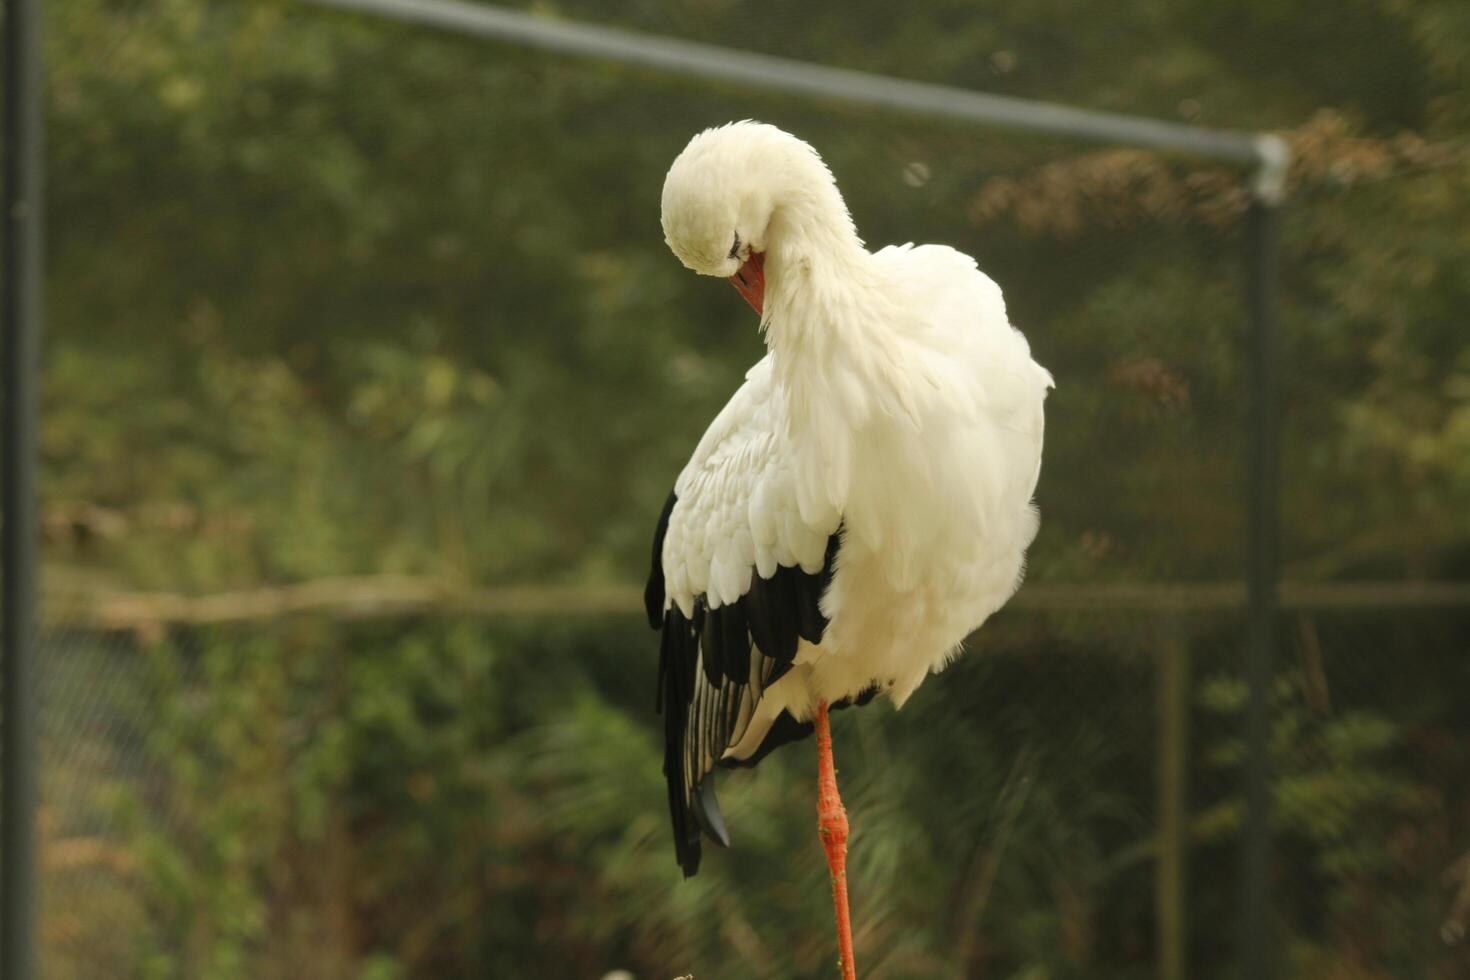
[2,0,44,970]
[1239,140,1287,980]
[297,0,1264,165]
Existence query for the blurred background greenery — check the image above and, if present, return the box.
[18,0,1470,977]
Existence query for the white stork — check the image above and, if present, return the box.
[646,121,1053,977]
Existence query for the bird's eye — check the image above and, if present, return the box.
[728,233,741,260]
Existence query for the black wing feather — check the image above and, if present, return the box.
[720,601,750,683]
[701,605,725,686]
[644,491,677,630]
[771,565,806,650]
[792,568,826,644]
[741,573,783,664]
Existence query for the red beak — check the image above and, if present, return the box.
[729,251,765,316]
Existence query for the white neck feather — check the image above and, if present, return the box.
[758,186,934,531]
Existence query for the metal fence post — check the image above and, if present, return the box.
[1239,138,1288,980]
[2,0,45,973]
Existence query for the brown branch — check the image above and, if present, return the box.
[43,836,137,878]
[39,577,1470,633]
[1442,851,1470,944]
[970,110,1470,239]
[43,576,642,631]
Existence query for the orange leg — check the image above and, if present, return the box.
[815,701,857,980]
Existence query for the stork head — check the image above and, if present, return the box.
[660,121,851,316]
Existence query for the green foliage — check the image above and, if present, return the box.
[1195,646,1467,978]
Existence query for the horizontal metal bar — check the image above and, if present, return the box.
[40,577,1470,630]
[295,0,1266,165]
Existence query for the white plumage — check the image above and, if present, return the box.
[649,122,1053,877]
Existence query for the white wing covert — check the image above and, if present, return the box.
[644,356,844,877]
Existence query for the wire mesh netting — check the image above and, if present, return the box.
[14,0,1470,977]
